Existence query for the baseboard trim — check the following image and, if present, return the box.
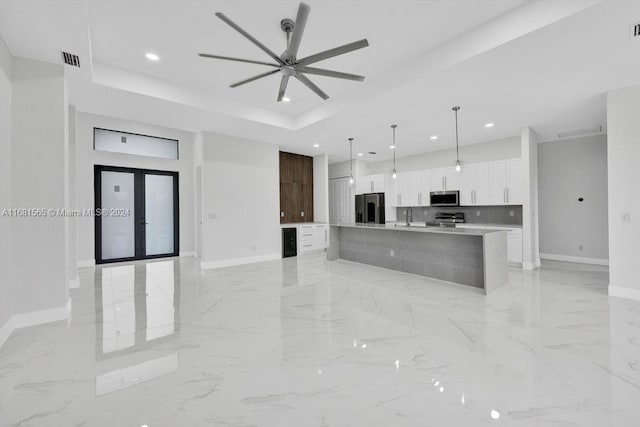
[78,259,95,268]
[0,299,71,349]
[609,285,640,302]
[12,303,69,330]
[179,251,196,257]
[540,253,609,266]
[201,253,281,270]
[69,276,80,289]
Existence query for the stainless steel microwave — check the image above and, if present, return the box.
[430,191,460,207]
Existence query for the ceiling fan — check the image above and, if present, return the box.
[198,2,369,102]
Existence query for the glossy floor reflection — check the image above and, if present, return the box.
[0,255,639,426]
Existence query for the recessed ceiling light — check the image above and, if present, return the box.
[389,145,396,149]
[313,144,319,148]
[484,123,494,128]
[282,97,291,102]
[357,152,363,156]
[430,135,438,140]
[145,52,159,61]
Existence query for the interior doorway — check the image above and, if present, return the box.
[94,165,179,264]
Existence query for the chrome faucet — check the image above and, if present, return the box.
[406,207,413,226]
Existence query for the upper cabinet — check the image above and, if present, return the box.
[460,163,490,206]
[431,167,460,192]
[356,174,385,195]
[489,158,522,205]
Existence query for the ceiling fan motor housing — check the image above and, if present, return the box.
[281,18,295,33]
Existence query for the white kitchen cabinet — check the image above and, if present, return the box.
[298,224,328,254]
[431,167,460,191]
[415,170,431,206]
[506,158,523,204]
[393,172,414,207]
[507,231,523,264]
[489,159,523,205]
[460,163,490,206]
[357,174,385,194]
[329,177,353,224]
[455,224,523,264]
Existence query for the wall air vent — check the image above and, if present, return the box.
[557,125,602,139]
[368,151,377,155]
[61,52,80,67]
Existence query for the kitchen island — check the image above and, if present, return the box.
[327,223,508,294]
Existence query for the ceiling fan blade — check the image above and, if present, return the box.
[295,72,329,100]
[277,75,290,102]
[215,12,286,65]
[296,39,369,66]
[296,66,365,82]
[198,53,280,68]
[288,2,310,58]
[230,69,280,88]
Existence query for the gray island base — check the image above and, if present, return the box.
[327,224,508,294]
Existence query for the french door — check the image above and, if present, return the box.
[95,165,179,264]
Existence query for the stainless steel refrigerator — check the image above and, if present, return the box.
[355,193,385,224]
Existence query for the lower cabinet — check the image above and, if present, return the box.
[456,225,523,265]
[298,224,328,255]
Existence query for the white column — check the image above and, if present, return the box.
[521,127,540,270]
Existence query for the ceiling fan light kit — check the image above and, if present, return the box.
[198,2,369,102]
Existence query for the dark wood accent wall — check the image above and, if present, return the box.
[279,151,313,223]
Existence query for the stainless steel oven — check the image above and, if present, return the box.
[430,191,459,207]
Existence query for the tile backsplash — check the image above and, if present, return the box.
[395,205,523,225]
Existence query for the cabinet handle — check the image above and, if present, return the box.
[370,181,374,192]
[325,230,327,242]
[418,192,422,205]
[506,188,509,203]
[444,176,447,190]
[442,176,445,190]
[503,188,507,203]
[397,194,400,205]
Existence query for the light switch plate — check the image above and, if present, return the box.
[208,213,217,220]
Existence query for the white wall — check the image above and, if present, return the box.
[365,137,521,174]
[0,34,13,333]
[538,134,608,262]
[607,85,640,300]
[200,132,280,268]
[75,112,196,264]
[11,56,69,316]
[313,154,329,223]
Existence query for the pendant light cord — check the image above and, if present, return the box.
[453,106,460,162]
[349,137,354,179]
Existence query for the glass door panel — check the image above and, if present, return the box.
[144,174,175,256]
[100,171,136,260]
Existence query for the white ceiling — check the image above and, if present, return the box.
[1,0,638,163]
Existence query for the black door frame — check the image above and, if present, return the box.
[94,165,180,264]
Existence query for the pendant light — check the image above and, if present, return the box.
[391,124,398,179]
[452,106,461,172]
[348,137,354,185]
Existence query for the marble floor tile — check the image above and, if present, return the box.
[0,255,638,426]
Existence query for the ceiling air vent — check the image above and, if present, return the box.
[557,125,602,139]
[61,52,80,67]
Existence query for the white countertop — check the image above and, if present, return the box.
[332,222,506,236]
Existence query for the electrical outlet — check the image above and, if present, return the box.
[208,213,217,220]
[509,210,514,217]
[476,210,481,216]
[622,212,631,222]
[301,212,304,217]
[390,249,395,257]
[579,245,583,251]
[281,212,284,217]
